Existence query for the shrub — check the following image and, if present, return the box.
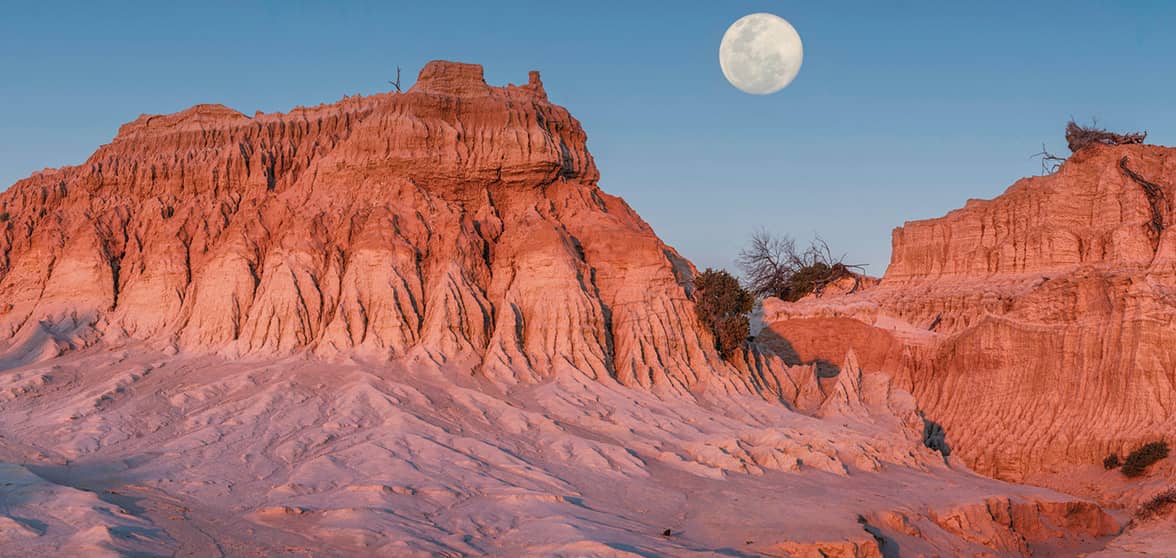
[713,315,750,359]
[1103,453,1121,470]
[0,211,8,222]
[1122,441,1169,478]
[1065,120,1146,153]
[922,418,951,457]
[693,268,752,358]
[1135,486,1176,521]
[738,231,863,302]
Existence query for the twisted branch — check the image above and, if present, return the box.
[1120,157,1169,243]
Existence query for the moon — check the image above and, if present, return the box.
[719,13,804,95]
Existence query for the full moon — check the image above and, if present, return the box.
[719,13,803,95]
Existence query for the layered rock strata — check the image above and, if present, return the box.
[0,61,757,392]
[764,143,1176,483]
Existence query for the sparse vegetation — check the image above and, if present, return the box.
[0,211,9,222]
[1032,119,1148,175]
[1031,143,1067,175]
[1103,453,1121,470]
[389,66,403,93]
[1066,120,1146,152]
[922,417,951,458]
[1122,441,1169,478]
[1135,486,1176,521]
[1120,156,1167,239]
[737,231,863,302]
[693,268,753,359]
[713,315,750,359]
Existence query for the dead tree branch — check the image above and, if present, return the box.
[928,313,942,331]
[1031,143,1067,175]
[1032,120,1148,175]
[1120,157,1169,243]
[1067,120,1146,152]
[389,66,402,93]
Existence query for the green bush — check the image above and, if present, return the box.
[1122,441,1169,478]
[779,261,848,302]
[693,268,752,358]
[713,315,750,358]
[1103,453,1121,470]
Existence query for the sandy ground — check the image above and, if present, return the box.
[0,342,1138,556]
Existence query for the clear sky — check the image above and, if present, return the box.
[2,1,1173,274]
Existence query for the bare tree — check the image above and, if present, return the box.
[737,231,796,300]
[1031,143,1067,175]
[737,230,865,302]
[389,66,402,93]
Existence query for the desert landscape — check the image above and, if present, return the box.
[0,58,1171,557]
[1,5,1175,557]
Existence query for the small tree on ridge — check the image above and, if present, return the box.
[738,231,863,302]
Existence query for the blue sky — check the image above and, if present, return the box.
[2,1,1173,273]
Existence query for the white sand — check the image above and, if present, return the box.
[0,343,1123,556]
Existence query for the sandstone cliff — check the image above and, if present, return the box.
[0,61,757,392]
[0,61,1134,556]
[764,142,1176,489]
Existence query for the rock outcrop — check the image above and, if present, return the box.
[0,61,759,392]
[0,60,1140,556]
[764,142,1176,486]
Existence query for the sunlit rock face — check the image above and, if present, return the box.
[0,61,1137,556]
[764,143,1176,485]
[0,60,758,391]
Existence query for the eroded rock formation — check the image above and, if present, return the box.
[0,61,757,392]
[764,142,1176,486]
[0,61,1133,556]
